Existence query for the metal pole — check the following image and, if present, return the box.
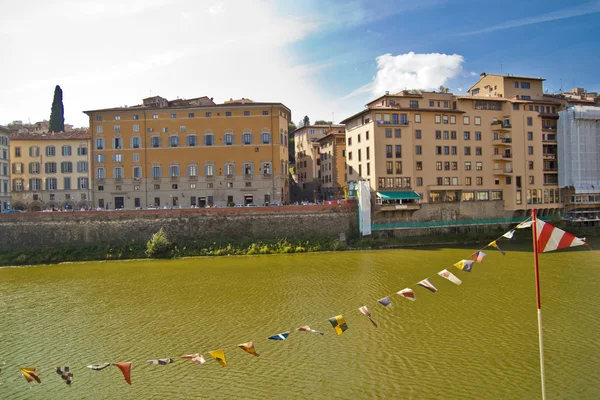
[531,208,547,400]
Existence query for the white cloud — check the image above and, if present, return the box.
[343,52,464,99]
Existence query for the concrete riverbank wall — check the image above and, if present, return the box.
[0,205,357,251]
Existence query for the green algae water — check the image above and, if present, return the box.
[1,240,599,399]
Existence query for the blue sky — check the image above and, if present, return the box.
[0,0,598,127]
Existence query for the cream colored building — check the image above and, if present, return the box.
[84,95,291,209]
[317,127,346,200]
[293,124,344,200]
[9,131,92,211]
[341,73,566,216]
[0,126,10,210]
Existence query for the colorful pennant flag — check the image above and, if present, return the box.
[180,354,206,365]
[454,259,475,272]
[87,363,111,370]
[377,297,392,307]
[56,366,73,385]
[437,269,462,285]
[297,326,324,335]
[358,306,378,327]
[535,219,588,253]
[268,332,289,340]
[516,220,533,229]
[20,367,41,383]
[398,288,416,301]
[328,315,348,336]
[147,358,174,365]
[502,229,515,239]
[417,279,438,293]
[488,240,506,255]
[238,342,260,357]
[209,350,227,367]
[115,362,132,385]
[472,251,487,263]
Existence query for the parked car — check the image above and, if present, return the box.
[246,203,258,207]
[2,209,22,213]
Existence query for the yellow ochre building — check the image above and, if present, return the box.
[84,96,291,209]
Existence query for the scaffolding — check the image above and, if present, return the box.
[558,105,600,193]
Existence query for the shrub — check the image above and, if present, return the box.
[146,228,175,258]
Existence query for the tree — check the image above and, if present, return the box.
[302,115,310,126]
[49,85,65,133]
[314,120,333,125]
[288,121,297,164]
[438,85,450,94]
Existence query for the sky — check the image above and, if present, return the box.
[0,0,599,128]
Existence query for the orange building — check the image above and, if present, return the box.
[317,127,346,200]
[84,96,291,209]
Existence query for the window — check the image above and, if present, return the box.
[244,111,250,116]
[133,115,139,120]
[366,147,370,160]
[348,137,352,146]
[225,163,235,176]
[528,146,534,155]
[187,135,198,147]
[96,116,103,121]
[415,114,421,123]
[169,165,180,177]
[97,168,106,179]
[436,130,442,140]
[133,153,139,162]
[78,177,89,189]
[444,161,450,170]
[465,161,471,170]
[30,178,42,191]
[77,147,88,156]
[395,161,402,174]
[162,127,169,133]
[415,145,422,155]
[464,146,471,155]
[114,125,120,133]
[450,115,456,124]
[464,131,471,140]
[395,145,401,158]
[443,116,449,124]
[29,162,40,174]
[63,177,71,190]
[96,154,106,163]
[77,161,89,173]
[475,132,482,141]
[529,175,535,184]
[476,147,482,156]
[443,131,449,140]
[443,146,449,155]
[348,152,352,160]
[261,132,271,144]
[113,138,122,150]
[477,191,489,201]
[436,161,442,170]
[29,146,40,157]
[242,133,252,145]
[476,177,483,185]
[95,138,104,150]
[476,161,483,171]
[409,100,419,108]
[521,95,531,100]
[358,149,362,162]
[521,82,531,89]
[451,161,458,170]
[114,167,124,179]
[169,136,180,147]
[474,117,481,125]
[226,111,232,117]
[385,128,392,138]
[386,161,393,174]
[131,137,141,149]
[151,165,162,178]
[366,131,369,140]
[188,113,195,118]
[527,117,533,126]
[451,146,457,155]
[394,129,401,138]
[416,161,423,170]
[223,133,234,145]
[187,164,198,177]
[529,161,534,170]
[463,116,470,125]
[60,145,71,156]
[451,131,457,140]
[45,162,57,174]
[46,178,59,190]
[527,132,533,141]
[205,164,215,177]
[152,114,158,119]
[415,130,422,139]
[12,162,23,174]
[97,126,103,133]
[112,153,123,162]
[151,137,161,148]
[435,115,441,123]
[386,145,393,158]
[46,146,56,157]
[513,103,519,110]
[436,146,442,155]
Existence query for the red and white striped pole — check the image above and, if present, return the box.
[531,209,547,400]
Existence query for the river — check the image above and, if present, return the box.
[1,239,599,399]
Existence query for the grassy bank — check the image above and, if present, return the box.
[2,224,598,267]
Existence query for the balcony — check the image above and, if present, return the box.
[96,178,105,184]
[492,137,512,146]
[377,120,409,126]
[205,175,215,181]
[492,153,512,161]
[262,173,272,178]
[188,176,198,181]
[539,112,559,119]
[152,177,161,182]
[543,153,557,159]
[491,121,511,132]
[115,177,123,183]
[542,126,557,132]
[225,174,234,180]
[493,168,513,176]
[542,134,557,142]
[244,174,253,180]
[170,176,179,182]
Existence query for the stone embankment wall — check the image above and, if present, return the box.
[0,205,357,251]
[372,200,508,224]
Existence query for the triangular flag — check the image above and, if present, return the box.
[328,315,348,336]
[147,358,174,365]
[438,269,462,285]
[502,230,515,239]
[454,259,474,272]
[20,367,41,383]
[238,342,260,357]
[516,220,533,229]
[209,350,227,367]
[471,251,487,263]
[488,240,506,255]
[377,297,392,307]
[181,354,205,365]
[358,306,378,327]
[398,288,416,301]
[115,362,132,385]
[417,279,438,292]
[268,332,289,340]
[535,219,588,253]
[297,326,324,335]
[56,366,73,385]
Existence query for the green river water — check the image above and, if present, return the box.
[1,239,599,399]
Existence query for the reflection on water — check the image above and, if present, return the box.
[1,241,599,399]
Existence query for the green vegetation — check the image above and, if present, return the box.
[49,85,65,133]
[2,225,598,267]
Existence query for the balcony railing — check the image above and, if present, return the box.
[542,126,557,132]
[170,176,179,182]
[543,153,557,159]
[244,174,253,180]
[377,203,421,211]
[262,173,272,178]
[542,134,557,142]
[493,168,513,175]
[377,120,409,126]
[188,176,197,181]
[226,174,234,179]
[493,153,512,160]
[492,137,512,146]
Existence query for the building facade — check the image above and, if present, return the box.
[558,105,600,220]
[341,73,566,216]
[317,127,346,200]
[0,126,10,210]
[293,124,344,200]
[84,96,291,209]
[9,131,92,211]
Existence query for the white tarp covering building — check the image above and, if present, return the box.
[357,180,371,236]
[558,106,600,193]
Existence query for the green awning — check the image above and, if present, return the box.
[377,191,421,200]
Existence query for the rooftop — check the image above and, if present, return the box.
[10,130,90,141]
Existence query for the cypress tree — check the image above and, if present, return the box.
[49,85,65,133]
